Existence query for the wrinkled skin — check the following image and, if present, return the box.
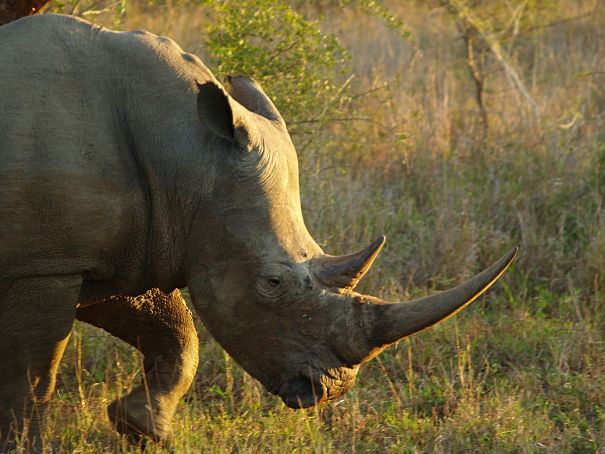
[0,14,516,450]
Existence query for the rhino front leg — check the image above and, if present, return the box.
[0,275,80,453]
[76,288,199,444]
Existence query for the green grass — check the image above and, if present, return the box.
[34,0,605,451]
[48,293,604,453]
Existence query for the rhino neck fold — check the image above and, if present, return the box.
[120,103,206,293]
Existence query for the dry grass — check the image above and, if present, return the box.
[34,0,605,452]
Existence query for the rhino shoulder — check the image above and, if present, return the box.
[0,13,212,85]
[114,27,212,82]
[0,13,104,41]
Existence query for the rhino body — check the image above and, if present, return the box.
[0,14,516,449]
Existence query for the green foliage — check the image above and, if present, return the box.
[289,0,411,40]
[202,0,351,127]
[339,0,411,40]
[48,0,129,28]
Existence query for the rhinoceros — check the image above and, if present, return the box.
[0,13,517,449]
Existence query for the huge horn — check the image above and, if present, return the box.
[361,246,518,357]
[311,236,385,290]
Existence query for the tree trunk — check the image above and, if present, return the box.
[0,0,49,26]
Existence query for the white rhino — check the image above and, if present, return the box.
[0,13,516,450]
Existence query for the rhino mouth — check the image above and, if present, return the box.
[277,372,326,409]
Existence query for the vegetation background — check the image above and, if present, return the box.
[17,0,605,451]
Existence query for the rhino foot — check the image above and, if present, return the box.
[108,388,174,445]
[76,289,199,445]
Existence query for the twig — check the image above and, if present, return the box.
[351,50,422,99]
[289,116,392,131]
[442,0,540,129]
[515,10,595,37]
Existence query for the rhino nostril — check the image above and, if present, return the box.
[280,376,324,409]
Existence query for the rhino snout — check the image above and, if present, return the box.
[278,373,326,409]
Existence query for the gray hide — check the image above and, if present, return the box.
[0,13,516,449]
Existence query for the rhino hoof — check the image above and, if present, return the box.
[108,397,173,446]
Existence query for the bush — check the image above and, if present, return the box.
[202,0,351,131]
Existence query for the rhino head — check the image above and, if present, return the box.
[186,76,516,408]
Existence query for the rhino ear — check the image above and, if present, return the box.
[225,76,285,126]
[197,81,252,146]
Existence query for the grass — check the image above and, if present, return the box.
[33,0,605,452]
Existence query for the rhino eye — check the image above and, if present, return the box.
[256,274,285,303]
[267,277,281,287]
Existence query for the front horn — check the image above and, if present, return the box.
[360,246,518,357]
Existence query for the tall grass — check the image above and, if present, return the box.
[39,1,605,452]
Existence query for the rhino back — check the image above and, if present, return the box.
[0,14,214,294]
